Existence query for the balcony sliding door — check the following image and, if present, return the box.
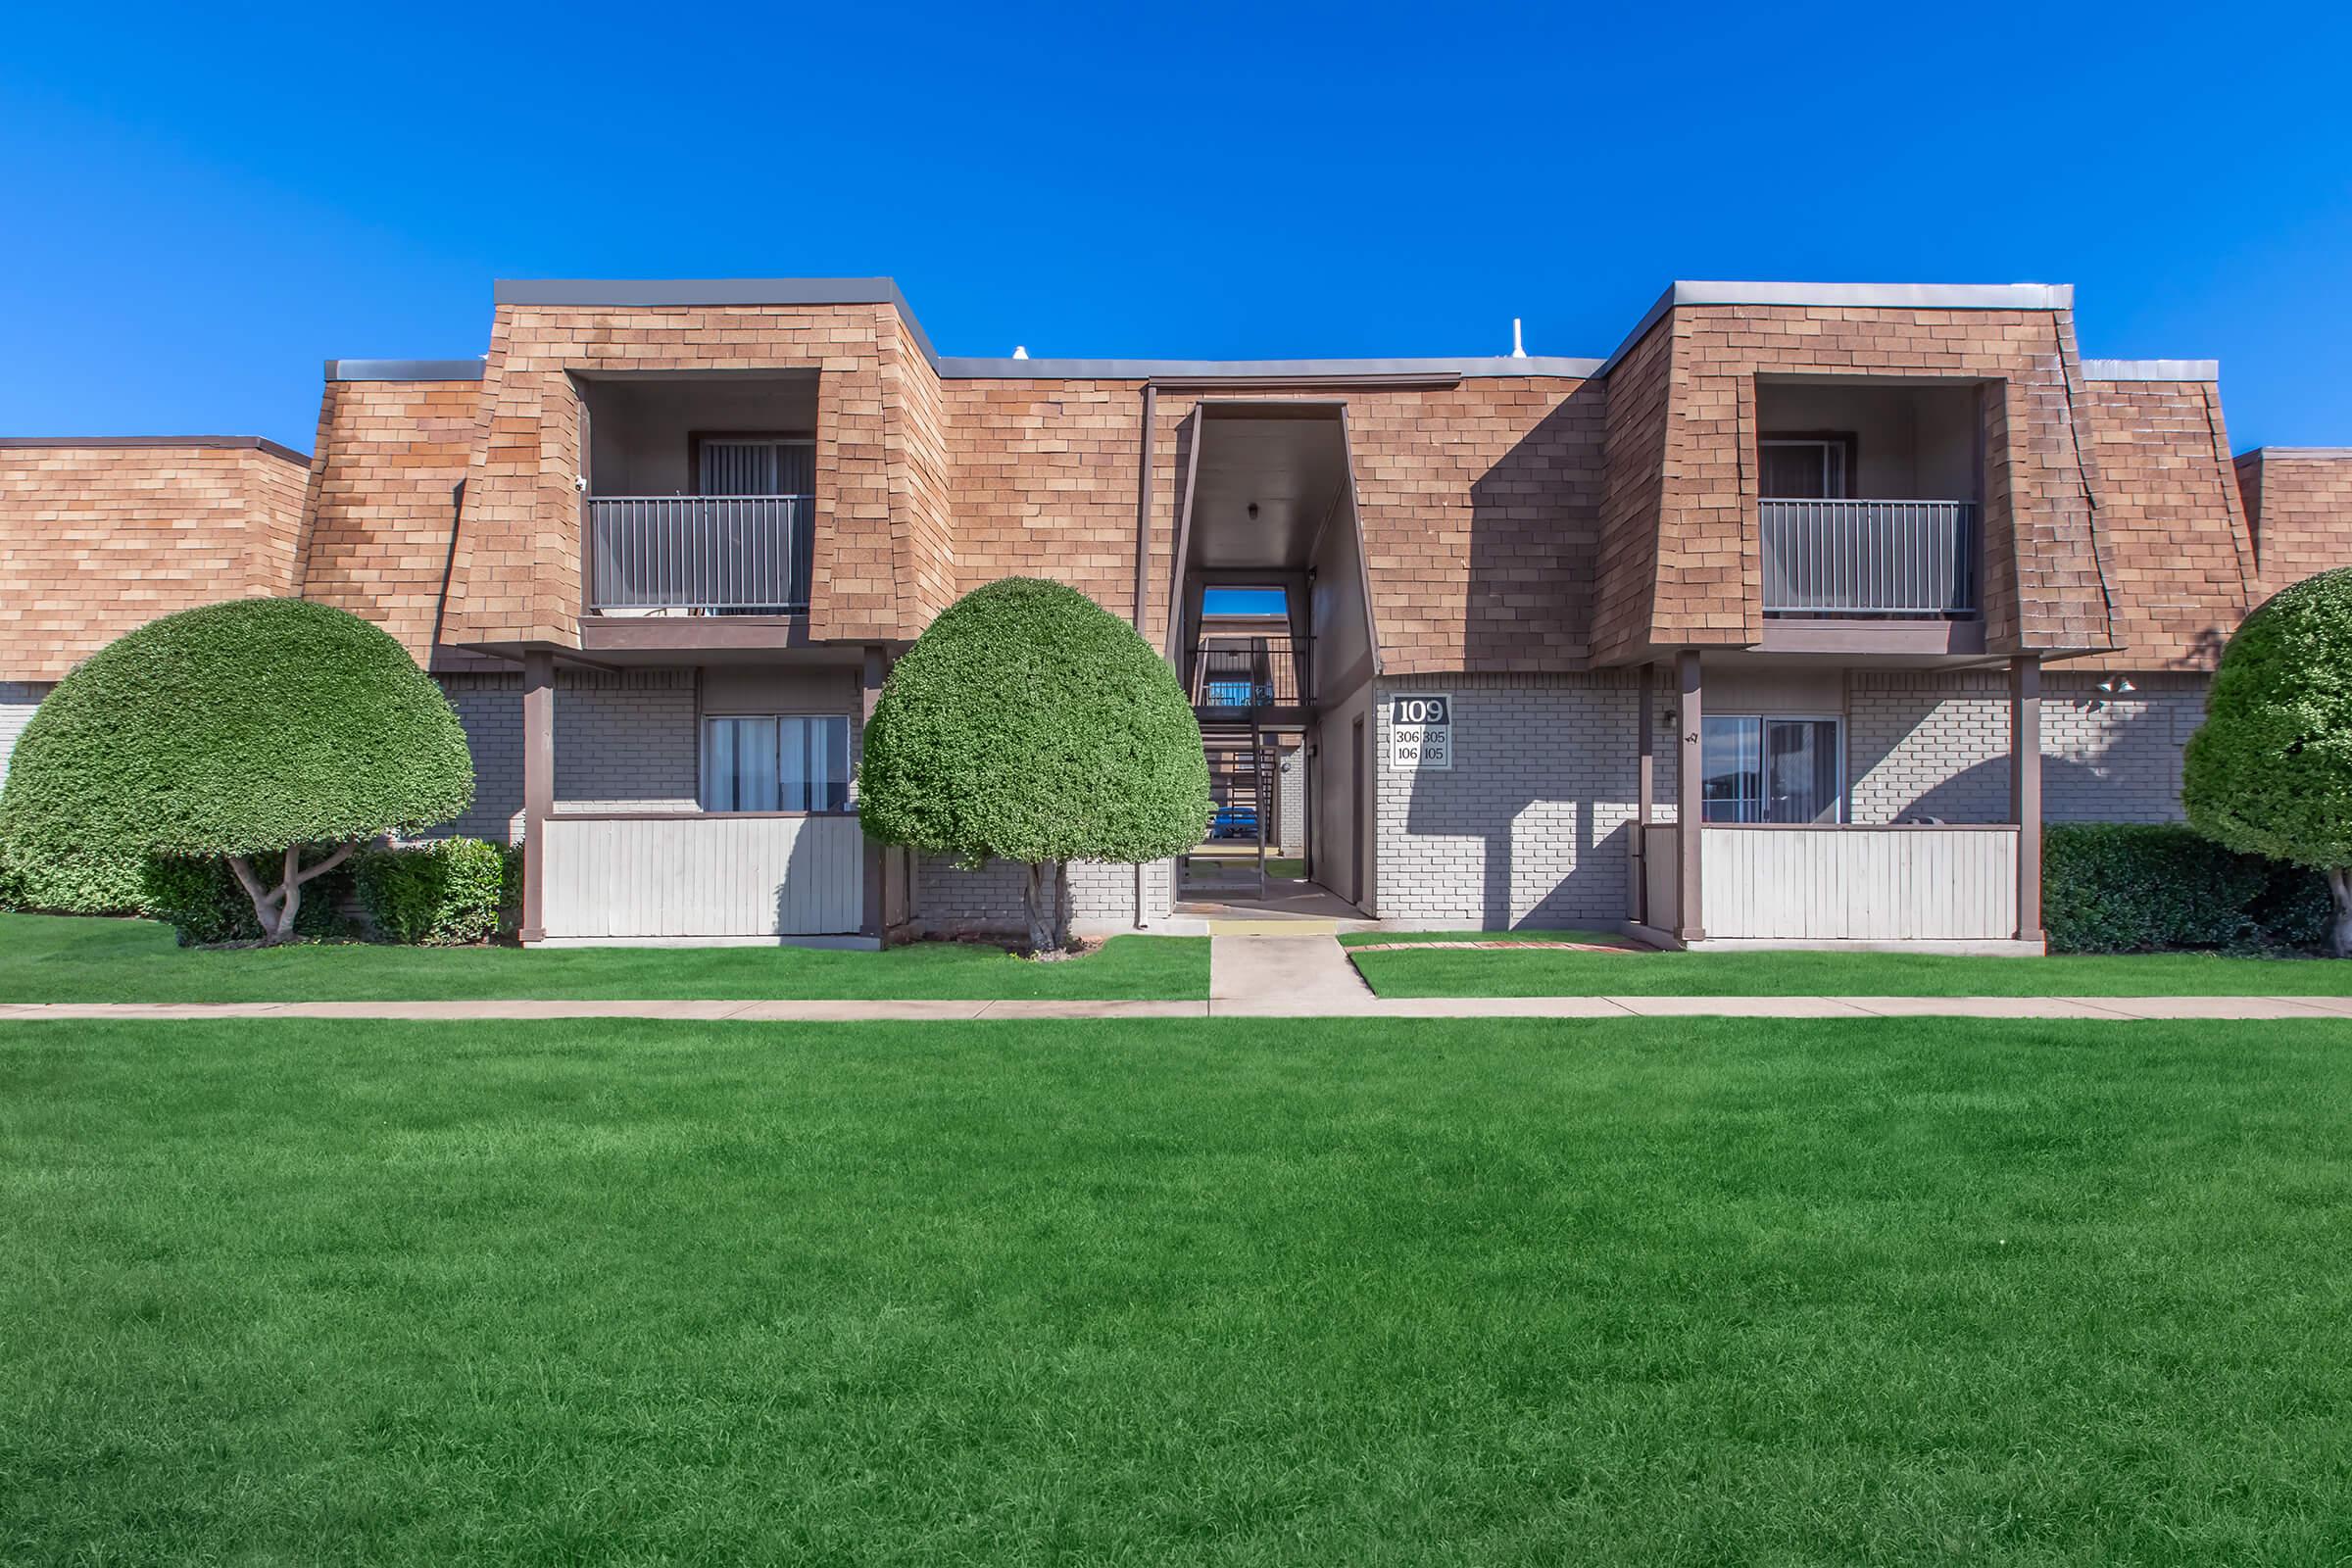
[698,438,813,498]
[1701,715,1842,824]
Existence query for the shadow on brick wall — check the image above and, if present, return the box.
[1862,700,2187,825]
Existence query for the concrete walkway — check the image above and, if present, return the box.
[0,921,2345,1025]
[6,996,2352,1021]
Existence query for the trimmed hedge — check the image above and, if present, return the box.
[0,836,150,916]
[354,839,521,946]
[0,598,473,873]
[858,578,1210,867]
[140,851,354,947]
[2184,567,2352,871]
[2043,823,2328,954]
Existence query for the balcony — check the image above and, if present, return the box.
[1761,499,1978,617]
[1191,634,1310,710]
[585,495,813,615]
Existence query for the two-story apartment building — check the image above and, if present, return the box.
[6,277,2351,951]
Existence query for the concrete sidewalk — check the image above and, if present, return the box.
[5,927,2350,1023]
[7,996,2352,1022]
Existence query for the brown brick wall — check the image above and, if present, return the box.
[944,378,1160,631]
[296,378,481,663]
[2236,449,2352,596]
[1592,319,1675,664]
[1340,378,1601,673]
[439,304,926,648]
[884,318,957,634]
[0,441,309,681]
[941,377,1599,673]
[2074,378,2254,670]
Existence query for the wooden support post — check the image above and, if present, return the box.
[519,648,555,945]
[860,645,888,941]
[1675,649,1705,942]
[1634,662,1654,926]
[2010,653,2044,944]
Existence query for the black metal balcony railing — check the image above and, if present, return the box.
[1761,499,1979,617]
[1192,634,1309,708]
[585,496,813,614]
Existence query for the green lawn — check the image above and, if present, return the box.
[5,1017,2351,1562]
[1341,928,2352,996]
[0,912,1206,1003]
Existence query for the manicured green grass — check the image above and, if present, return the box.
[0,912,1206,1002]
[6,1016,2351,1562]
[1264,856,1307,880]
[1342,928,2352,996]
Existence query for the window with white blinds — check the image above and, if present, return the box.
[697,438,814,497]
[701,714,851,812]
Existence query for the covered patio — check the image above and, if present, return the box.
[1627,650,2046,954]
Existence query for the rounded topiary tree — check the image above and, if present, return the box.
[0,598,473,944]
[2183,566,2352,955]
[858,577,1210,954]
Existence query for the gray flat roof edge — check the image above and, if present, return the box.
[2240,446,2352,459]
[0,434,312,466]
[327,358,486,382]
[492,276,940,366]
[1595,279,2079,377]
[1671,280,2074,313]
[933,354,1604,380]
[2080,358,2219,381]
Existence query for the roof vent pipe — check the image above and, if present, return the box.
[1012,345,1029,360]
[1510,318,1527,359]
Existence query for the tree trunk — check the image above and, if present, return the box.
[2329,869,2352,958]
[1021,859,1067,956]
[225,841,360,946]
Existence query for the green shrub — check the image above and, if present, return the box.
[2042,823,2326,954]
[858,577,1209,952]
[0,835,149,915]
[0,598,473,944]
[354,838,515,946]
[2183,566,2352,952]
[140,851,352,947]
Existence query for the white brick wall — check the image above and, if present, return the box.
[1849,671,2208,825]
[2042,675,2207,823]
[0,681,53,789]
[1374,674,1650,928]
[1848,671,2011,823]
[1369,667,2214,930]
[1277,747,1306,857]
[914,853,1175,938]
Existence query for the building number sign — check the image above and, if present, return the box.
[1389,694,1453,770]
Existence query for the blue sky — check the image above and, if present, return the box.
[3,0,2348,452]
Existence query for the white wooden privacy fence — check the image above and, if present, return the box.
[541,813,864,940]
[1642,824,2019,942]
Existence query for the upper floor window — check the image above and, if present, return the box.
[1701,715,1842,824]
[695,437,813,498]
[1759,435,1854,500]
